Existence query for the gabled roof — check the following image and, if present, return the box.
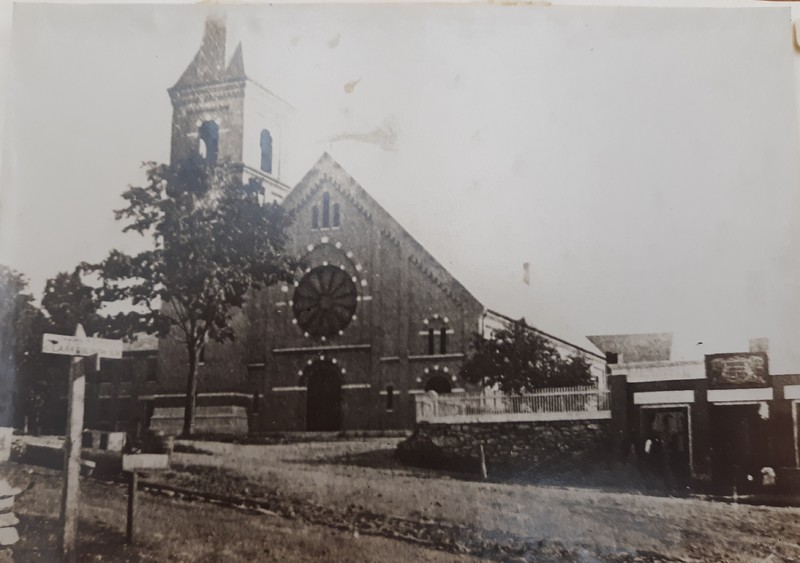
[283,153,482,308]
[485,309,605,360]
[172,16,246,90]
[477,271,605,359]
[586,333,673,363]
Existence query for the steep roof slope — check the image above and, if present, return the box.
[476,266,604,358]
[283,153,482,308]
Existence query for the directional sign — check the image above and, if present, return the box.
[122,454,170,472]
[42,334,123,359]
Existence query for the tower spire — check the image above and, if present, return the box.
[173,15,230,89]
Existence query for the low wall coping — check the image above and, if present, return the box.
[421,410,611,425]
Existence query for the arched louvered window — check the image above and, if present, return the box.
[198,121,219,166]
[333,203,340,227]
[260,129,273,173]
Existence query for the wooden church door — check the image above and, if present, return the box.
[306,361,343,431]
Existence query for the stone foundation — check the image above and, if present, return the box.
[398,419,612,475]
[149,406,249,436]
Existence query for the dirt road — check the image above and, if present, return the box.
[171,438,800,562]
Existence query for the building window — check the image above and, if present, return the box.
[98,401,113,426]
[199,344,206,365]
[428,329,435,355]
[145,401,155,428]
[119,360,134,382]
[146,357,158,381]
[260,129,273,173]
[198,121,219,166]
[253,390,260,415]
[386,385,394,412]
[98,383,113,399]
[322,192,331,228]
[333,204,340,227]
[605,352,619,365]
[312,206,319,229]
[440,328,447,354]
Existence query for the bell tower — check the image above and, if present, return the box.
[168,15,292,201]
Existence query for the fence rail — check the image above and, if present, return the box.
[415,385,611,423]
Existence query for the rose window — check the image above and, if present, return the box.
[292,265,358,337]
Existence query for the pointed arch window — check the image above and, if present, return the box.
[198,121,219,166]
[421,318,452,355]
[260,129,273,173]
[386,385,394,412]
[322,192,331,228]
[311,193,341,231]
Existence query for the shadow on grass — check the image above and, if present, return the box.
[297,446,690,497]
[14,513,144,563]
[291,447,477,482]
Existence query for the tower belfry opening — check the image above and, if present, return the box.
[167,15,293,202]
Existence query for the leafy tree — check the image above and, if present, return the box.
[42,265,141,340]
[0,265,62,432]
[42,268,102,335]
[91,159,295,436]
[460,319,594,394]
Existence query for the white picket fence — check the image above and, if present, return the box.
[415,385,611,424]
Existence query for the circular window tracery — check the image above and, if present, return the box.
[292,265,358,338]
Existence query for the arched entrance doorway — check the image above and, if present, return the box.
[425,375,452,394]
[306,360,343,431]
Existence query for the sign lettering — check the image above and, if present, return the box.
[706,352,769,388]
[42,334,123,359]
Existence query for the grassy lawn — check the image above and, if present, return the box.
[3,463,485,562]
[8,438,800,562]
[169,438,800,563]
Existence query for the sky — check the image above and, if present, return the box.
[1,3,799,370]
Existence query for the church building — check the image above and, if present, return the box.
[138,17,604,434]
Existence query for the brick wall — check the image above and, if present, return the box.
[398,419,611,475]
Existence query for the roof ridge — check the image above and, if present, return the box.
[284,153,482,307]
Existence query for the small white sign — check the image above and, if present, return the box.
[122,454,170,472]
[42,334,123,359]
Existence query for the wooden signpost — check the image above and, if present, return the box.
[122,454,170,544]
[42,325,123,563]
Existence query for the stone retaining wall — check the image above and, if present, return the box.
[397,419,612,475]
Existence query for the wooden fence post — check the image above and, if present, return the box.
[126,471,138,544]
